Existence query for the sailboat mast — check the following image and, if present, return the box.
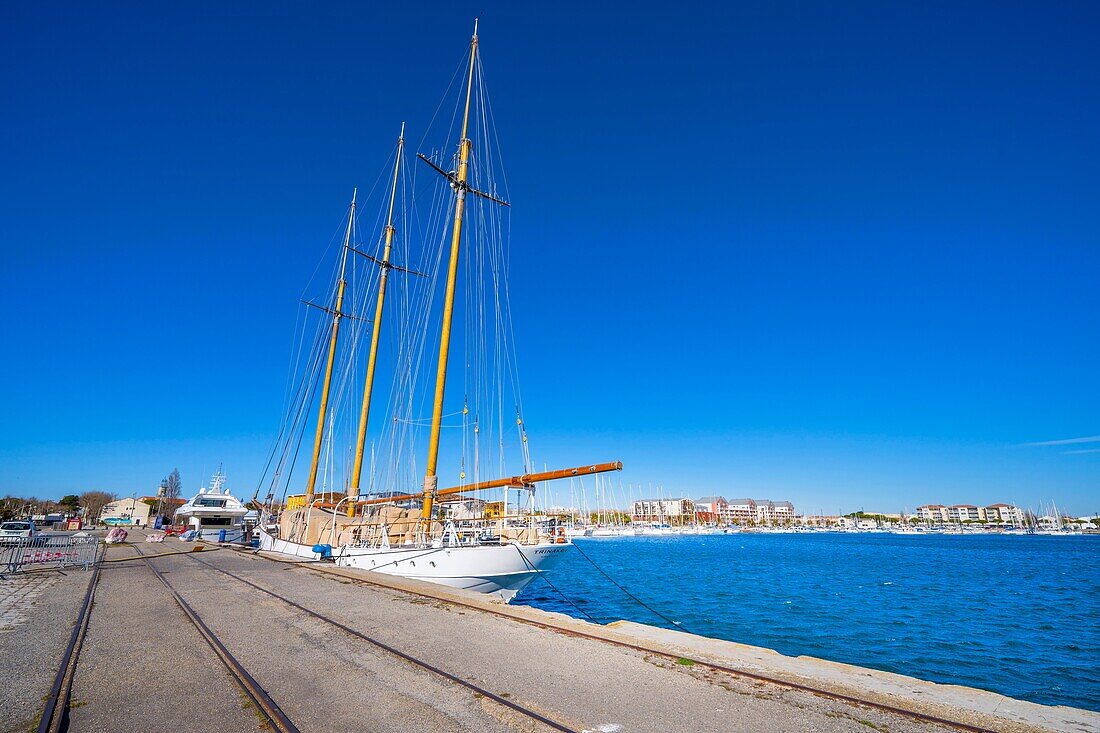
[348,124,405,517]
[305,192,355,505]
[420,22,479,522]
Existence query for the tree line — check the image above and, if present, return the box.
[0,467,184,523]
[0,491,117,522]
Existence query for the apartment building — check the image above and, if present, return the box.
[725,498,756,523]
[699,497,796,525]
[918,502,1026,525]
[695,496,727,515]
[632,498,695,524]
[985,503,1026,524]
[946,505,983,522]
[917,504,949,523]
[766,500,795,523]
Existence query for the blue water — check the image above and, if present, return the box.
[514,533,1100,711]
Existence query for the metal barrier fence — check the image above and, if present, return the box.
[1,535,101,575]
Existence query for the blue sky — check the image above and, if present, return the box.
[1,2,1097,513]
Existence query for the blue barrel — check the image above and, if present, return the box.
[218,529,226,543]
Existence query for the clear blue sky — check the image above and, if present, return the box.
[1,2,1097,514]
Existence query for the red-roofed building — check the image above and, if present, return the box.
[947,504,983,522]
[984,504,1026,524]
[917,504,948,523]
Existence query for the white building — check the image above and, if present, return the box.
[698,498,796,525]
[437,495,487,521]
[917,504,949,523]
[750,500,795,524]
[632,498,694,524]
[946,505,983,522]
[99,497,152,526]
[770,501,795,523]
[918,502,1026,525]
[985,504,1026,525]
[725,498,756,523]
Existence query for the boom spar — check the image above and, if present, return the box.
[359,461,623,509]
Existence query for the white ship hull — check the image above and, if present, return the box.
[259,528,327,559]
[257,527,571,602]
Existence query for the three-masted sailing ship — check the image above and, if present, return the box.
[256,23,621,601]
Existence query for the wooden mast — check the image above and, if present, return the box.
[420,22,479,522]
[305,192,355,505]
[348,124,405,516]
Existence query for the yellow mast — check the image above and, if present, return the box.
[348,124,405,516]
[420,22,478,521]
[305,192,355,505]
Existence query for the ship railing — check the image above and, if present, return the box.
[334,515,555,551]
[346,521,393,550]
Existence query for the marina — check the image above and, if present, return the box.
[4,528,1098,733]
[516,532,1100,712]
[4,5,1098,733]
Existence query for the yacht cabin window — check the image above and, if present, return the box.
[197,498,228,508]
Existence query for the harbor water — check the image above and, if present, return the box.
[514,533,1100,711]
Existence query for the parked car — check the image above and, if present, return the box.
[0,520,38,545]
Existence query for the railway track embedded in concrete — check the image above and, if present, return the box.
[130,543,300,733]
[36,561,101,733]
[135,542,581,733]
[235,544,1000,733]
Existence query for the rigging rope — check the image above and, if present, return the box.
[259,33,539,518]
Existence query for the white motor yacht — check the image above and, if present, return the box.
[176,470,249,542]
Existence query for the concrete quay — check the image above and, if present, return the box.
[3,530,1097,733]
[0,561,93,732]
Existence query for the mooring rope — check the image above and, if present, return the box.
[513,546,599,623]
[569,541,694,634]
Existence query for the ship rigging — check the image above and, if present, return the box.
[255,22,621,601]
